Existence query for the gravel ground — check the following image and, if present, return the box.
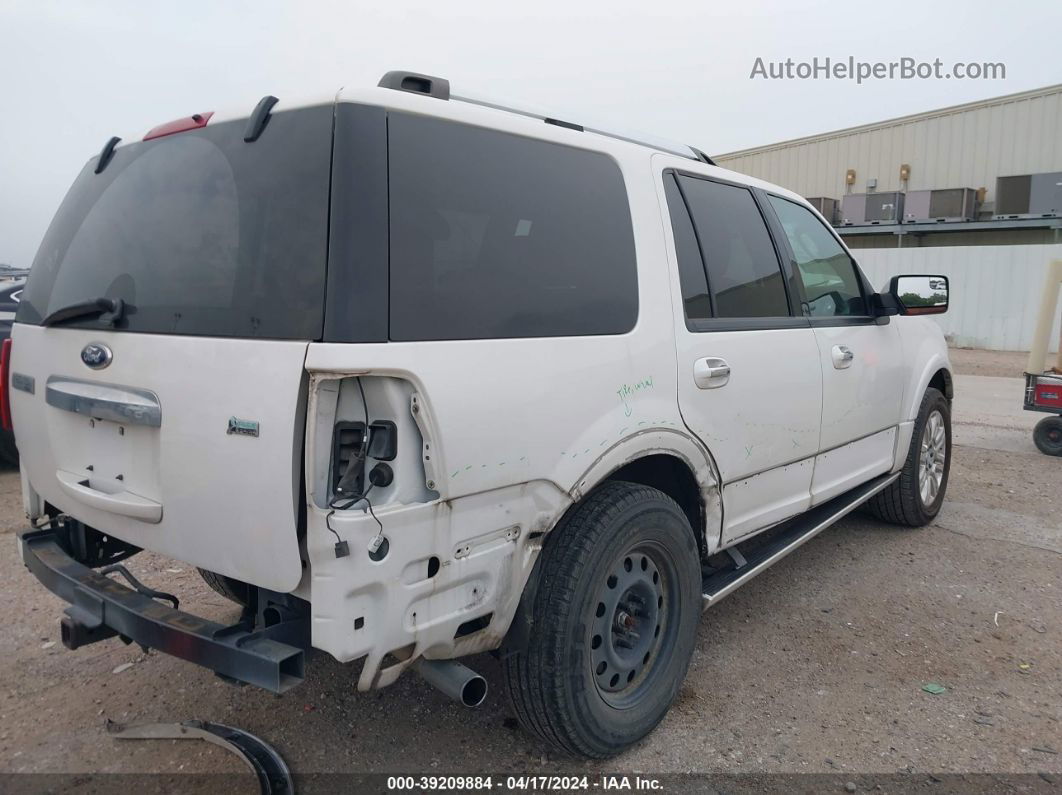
[949,347,1055,378]
[1,350,1059,787]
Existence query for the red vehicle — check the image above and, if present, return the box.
[1024,259,1062,457]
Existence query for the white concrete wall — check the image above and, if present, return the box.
[855,244,1062,352]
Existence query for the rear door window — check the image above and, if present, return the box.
[677,175,790,319]
[18,106,333,339]
[387,114,638,341]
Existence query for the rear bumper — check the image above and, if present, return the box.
[18,528,306,693]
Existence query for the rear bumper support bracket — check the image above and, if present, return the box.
[19,527,307,693]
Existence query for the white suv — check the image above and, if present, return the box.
[9,71,953,758]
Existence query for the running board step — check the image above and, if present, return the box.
[702,472,899,609]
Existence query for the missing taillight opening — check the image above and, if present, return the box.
[331,421,367,496]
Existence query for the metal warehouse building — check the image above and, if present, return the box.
[716,83,1062,249]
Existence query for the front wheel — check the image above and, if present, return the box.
[867,387,951,527]
[502,481,702,758]
[1033,416,1062,456]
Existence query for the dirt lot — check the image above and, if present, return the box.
[1,351,1059,786]
[948,347,1044,379]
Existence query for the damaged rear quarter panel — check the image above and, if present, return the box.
[300,141,710,689]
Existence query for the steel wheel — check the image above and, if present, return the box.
[588,541,676,709]
[504,481,708,757]
[918,409,946,506]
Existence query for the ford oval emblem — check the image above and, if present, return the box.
[81,342,113,370]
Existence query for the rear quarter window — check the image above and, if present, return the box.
[387,114,638,341]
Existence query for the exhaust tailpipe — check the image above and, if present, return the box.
[413,659,488,708]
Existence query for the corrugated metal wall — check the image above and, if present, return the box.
[856,244,1062,352]
[717,85,1062,210]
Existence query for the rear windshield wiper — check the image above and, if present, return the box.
[42,297,126,327]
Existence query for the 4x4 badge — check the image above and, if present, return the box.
[80,342,112,370]
[227,417,260,437]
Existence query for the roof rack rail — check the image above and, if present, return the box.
[377,70,714,164]
[452,91,710,162]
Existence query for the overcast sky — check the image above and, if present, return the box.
[2,0,1060,267]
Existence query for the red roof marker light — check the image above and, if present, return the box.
[144,112,214,141]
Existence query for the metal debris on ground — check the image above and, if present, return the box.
[107,718,293,795]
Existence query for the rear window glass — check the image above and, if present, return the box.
[387,114,638,341]
[18,106,333,339]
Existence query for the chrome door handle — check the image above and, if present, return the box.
[694,357,730,389]
[832,345,855,369]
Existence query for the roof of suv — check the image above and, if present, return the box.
[97,69,813,213]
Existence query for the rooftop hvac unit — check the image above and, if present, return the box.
[805,197,838,224]
[903,188,978,223]
[995,172,1062,218]
[865,192,904,224]
[1030,172,1062,216]
[841,192,904,225]
[839,194,866,225]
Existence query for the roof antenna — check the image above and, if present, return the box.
[243,95,279,142]
[94,136,121,174]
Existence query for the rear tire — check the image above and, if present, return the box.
[502,481,701,758]
[1033,416,1062,456]
[867,387,951,527]
[197,568,252,608]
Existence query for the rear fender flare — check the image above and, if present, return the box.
[504,429,720,656]
[568,428,721,553]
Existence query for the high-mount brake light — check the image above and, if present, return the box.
[143,112,214,141]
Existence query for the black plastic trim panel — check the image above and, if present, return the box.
[324,103,389,342]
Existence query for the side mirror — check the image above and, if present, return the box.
[889,274,949,315]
